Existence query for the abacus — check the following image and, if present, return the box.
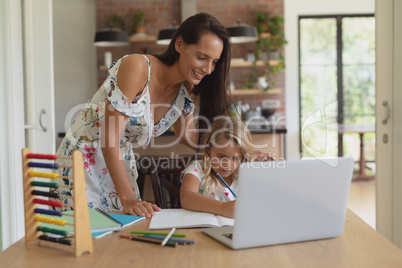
[21,148,93,257]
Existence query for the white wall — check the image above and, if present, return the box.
[0,0,97,251]
[284,0,375,160]
[0,0,26,250]
[53,0,97,146]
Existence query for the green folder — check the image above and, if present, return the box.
[39,208,122,235]
[90,213,145,239]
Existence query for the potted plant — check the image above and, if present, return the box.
[110,13,125,30]
[252,10,287,90]
[240,11,270,89]
[266,15,286,59]
[132,10,145,34]
[255,10,271,35]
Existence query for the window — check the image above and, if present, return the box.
[299,15,375,166]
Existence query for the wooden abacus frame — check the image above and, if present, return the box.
[22,148,93,257]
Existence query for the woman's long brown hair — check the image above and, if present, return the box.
[154,12,232,142]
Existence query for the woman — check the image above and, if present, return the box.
[55,12,231,217]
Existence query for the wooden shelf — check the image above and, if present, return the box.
[230,88,282,95]
[231,60,280,68]
[128,34,157,43]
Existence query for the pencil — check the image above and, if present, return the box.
[217,173,237,198]
[143,234,195,244]
[162,228,176,246]
[131,231,185,237]
[120,235,177,247]
[140,235,187,245]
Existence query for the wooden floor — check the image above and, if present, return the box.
[347,178,376,229]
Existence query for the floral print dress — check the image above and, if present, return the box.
[55,55,194,211]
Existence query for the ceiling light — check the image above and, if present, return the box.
[94,25,129,47]
[156,22,178,46]
[226,19,258,44]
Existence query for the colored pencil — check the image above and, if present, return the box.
[131,231,185,237]
[140,235,186,245]
[120,235,176,247]
[217,173,237,198]
[143,234,195,244]
[162,228,176,246]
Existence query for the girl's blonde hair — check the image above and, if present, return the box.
[199,116,254,193]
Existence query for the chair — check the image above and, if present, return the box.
[140,156,195,209]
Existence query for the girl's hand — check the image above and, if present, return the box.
[253,150,275,161]
[220,200,236,218]
[122,199,161,218]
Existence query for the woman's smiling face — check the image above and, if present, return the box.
[175,32,223,85]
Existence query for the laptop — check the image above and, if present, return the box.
[202,157,354,249]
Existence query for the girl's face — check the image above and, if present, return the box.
[208,140,243,179]
[175,32,223,85]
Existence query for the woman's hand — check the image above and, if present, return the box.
[253,150,275,161]
[121,199,161,218]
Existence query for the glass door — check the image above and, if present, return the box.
[299,15,375,179]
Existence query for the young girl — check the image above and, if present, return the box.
[180,117,254,218]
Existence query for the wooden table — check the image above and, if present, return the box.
[336,124,375,180]
[1,210,401,267]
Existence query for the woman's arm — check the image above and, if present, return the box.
[180,174,235,218]
[101,55,160,217]
[102,102,160,217]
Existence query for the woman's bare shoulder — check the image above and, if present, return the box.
[117,54,149,100]
[120,54,148,71]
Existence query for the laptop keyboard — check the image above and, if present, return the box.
[222,233,233,240]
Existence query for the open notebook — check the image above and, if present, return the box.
[149,209,234,229]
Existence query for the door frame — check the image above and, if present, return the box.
[375,0,402,247]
